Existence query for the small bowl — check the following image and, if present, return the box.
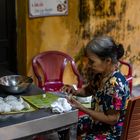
[76,96,92,103]
[0,75,33,94]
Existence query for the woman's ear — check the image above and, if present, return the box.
[105,58,112,65]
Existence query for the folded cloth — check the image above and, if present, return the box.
[51,98,72,113]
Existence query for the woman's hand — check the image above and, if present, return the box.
[61,85,77,95]
[67,95,85,110]
[61,84,86,97]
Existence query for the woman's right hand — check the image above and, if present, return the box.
[67,95,85,110]
[61,85,77,95]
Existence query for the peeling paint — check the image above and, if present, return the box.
[92,0,105,16]
[109,0,116,16]
[78,0,128,40]
[119,0,127,19]
[77,0,140,85]
[94,20,117,36]
[91,0,117,17]
[127,20,134,31]
[79,0,90,24]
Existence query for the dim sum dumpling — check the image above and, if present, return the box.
[0,103,12,113]
[4,95,17,102]
[18,97,24,103]
[0,97,4,101]
[0,97,4,104]
[0,100,5,104]
[22,101,30,109]
[9,101,24,111]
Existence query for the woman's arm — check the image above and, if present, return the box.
[61,84,92,97]
[68,96,120,125]
[73,87,91,97]
[81,106,120,125]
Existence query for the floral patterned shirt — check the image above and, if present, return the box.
[85,70,130,139]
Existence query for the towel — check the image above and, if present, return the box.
[51,98,72,113]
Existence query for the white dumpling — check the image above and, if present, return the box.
[10,101,24,111]
[22,101,30,109]
[0,104,3,112]
[0,100,5,104]
[6,100,19,105]
[18,97,24,103]
[0,97,4,101]
[0,97,4,104]
[0,103,12,113]
[4,95,17,102]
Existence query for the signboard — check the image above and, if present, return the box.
[29,0,68,18]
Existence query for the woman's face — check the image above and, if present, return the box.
[87,51,108,74]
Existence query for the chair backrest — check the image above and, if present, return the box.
[121,96,140,140]
[32,51,83,92]
[119,60,133,95]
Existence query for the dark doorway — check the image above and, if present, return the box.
[0,0,17,73]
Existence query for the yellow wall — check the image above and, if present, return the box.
[16,0,83,85]
[16,0,140,86]
[82,0,140,85]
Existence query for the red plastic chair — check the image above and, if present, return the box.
[119,60,133,95]
[32,51,83,92]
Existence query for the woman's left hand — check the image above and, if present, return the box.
[67,95,85,110]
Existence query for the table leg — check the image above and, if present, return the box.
[58,123,77,140]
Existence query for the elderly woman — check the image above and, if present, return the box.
[62,36,130,140]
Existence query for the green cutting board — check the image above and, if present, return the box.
[22,93,59,109]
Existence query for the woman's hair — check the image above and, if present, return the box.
[85,36,124,64]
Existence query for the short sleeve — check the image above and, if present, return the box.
[103,74,130,113]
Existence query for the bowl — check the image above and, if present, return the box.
[0,75,33,94]
[76,96,92,103]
